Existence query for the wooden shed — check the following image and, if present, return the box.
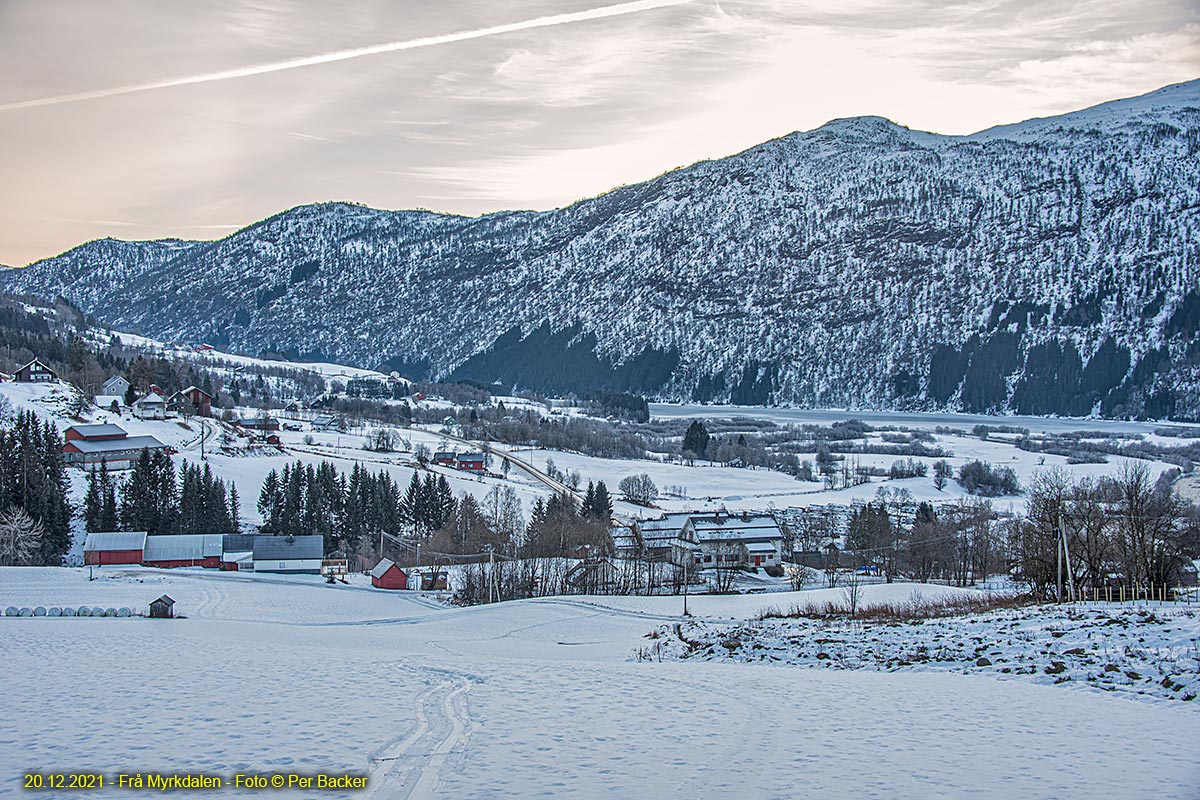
[370,558,408,590]
[148,595,175,618]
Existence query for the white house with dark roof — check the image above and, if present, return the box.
[132,392,168,420]
[612,510,784,571]
[688,512,784,570]
[252,535,324,574]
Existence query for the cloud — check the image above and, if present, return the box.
[0,0,693,113]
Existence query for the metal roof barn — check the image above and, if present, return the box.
[143,534,225,568]
[252,535,324,574]
[83,531,147,566]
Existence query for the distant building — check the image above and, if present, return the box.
[370,558,409,590]
[252,535,324,574]
[62,424,168,470]
[310,414,339,432]
[101,375,130,397]
[13,358,56,383]
[83,531,147,565]
[432,451,457,467]
[455,453,487,473]
[132,393,168,420]
[689,512,784,570]
[235,416,280,431]
[93,394,124,412]
[142,534,225,569]
[171,386,212,418]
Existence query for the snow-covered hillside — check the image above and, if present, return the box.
[1,568,1197,798]
[4,80,1199,418]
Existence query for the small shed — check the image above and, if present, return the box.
[149,595,175,618]
[370,558,408,590]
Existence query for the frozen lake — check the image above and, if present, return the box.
[650,404,1194,436]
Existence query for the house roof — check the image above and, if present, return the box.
[66,424,127,439]
[457,452,486,461]
[252,535,324,561]
[371,558,399,579]
[691,514,783,543]
[178,385,212,398]
[134,393,165,405]
[745,541,777,553]
[152,595,175,607]
[65,435,167,454]
[84,531,148,552]
[93,395,124,407]
[143,534,225,561]
[223,533,257,553]
[17,358,54,372]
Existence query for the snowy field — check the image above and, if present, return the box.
[2,568,1198,799]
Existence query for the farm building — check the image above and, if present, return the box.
[455,453,487,473]
[170,386,212,417]
[251,535,324,574]
[101,375,130,397]
[432,450,456,466]
[13,358,56,382]
[142,534,225,569]
[83,531,147,565]
[62,424,168,470]
[690,512,784,570]
[236,416,280,432]
[220,533,256,571]
[310,414,339,431]
[370,558,408,590]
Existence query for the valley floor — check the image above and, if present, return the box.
[2,569,1198,798]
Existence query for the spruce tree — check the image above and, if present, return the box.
[682,420,710,458]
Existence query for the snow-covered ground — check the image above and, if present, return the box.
[2,568,1197,798]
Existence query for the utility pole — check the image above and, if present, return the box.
[484,544,495,604]
[1055,509,1063,604]
[682,556,690,617]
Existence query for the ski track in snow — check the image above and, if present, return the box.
[366,669,474,800]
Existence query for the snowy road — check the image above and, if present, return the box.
[2,568,1198,798]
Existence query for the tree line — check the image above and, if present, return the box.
[0,410,71,565]
[84,450,240,535]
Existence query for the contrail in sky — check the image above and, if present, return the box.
[0,0,691,113]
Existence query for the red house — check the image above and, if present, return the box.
[370,558,408,590]
[432,451,456,467]
[456,453,487,473]
[83,531,147,565]
[172,386,213,418]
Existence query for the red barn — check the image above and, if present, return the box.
[83,531,147,566]
[370,558,408,590]
[142,534,224,569]
[432,451,456,466]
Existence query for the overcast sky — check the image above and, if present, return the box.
[0,0,1197,266]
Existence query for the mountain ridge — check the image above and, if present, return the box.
[5,79,1199,419]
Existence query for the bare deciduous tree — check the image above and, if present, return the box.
[0,507,43,566]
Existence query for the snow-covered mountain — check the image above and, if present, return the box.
[5,80,1199,419]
